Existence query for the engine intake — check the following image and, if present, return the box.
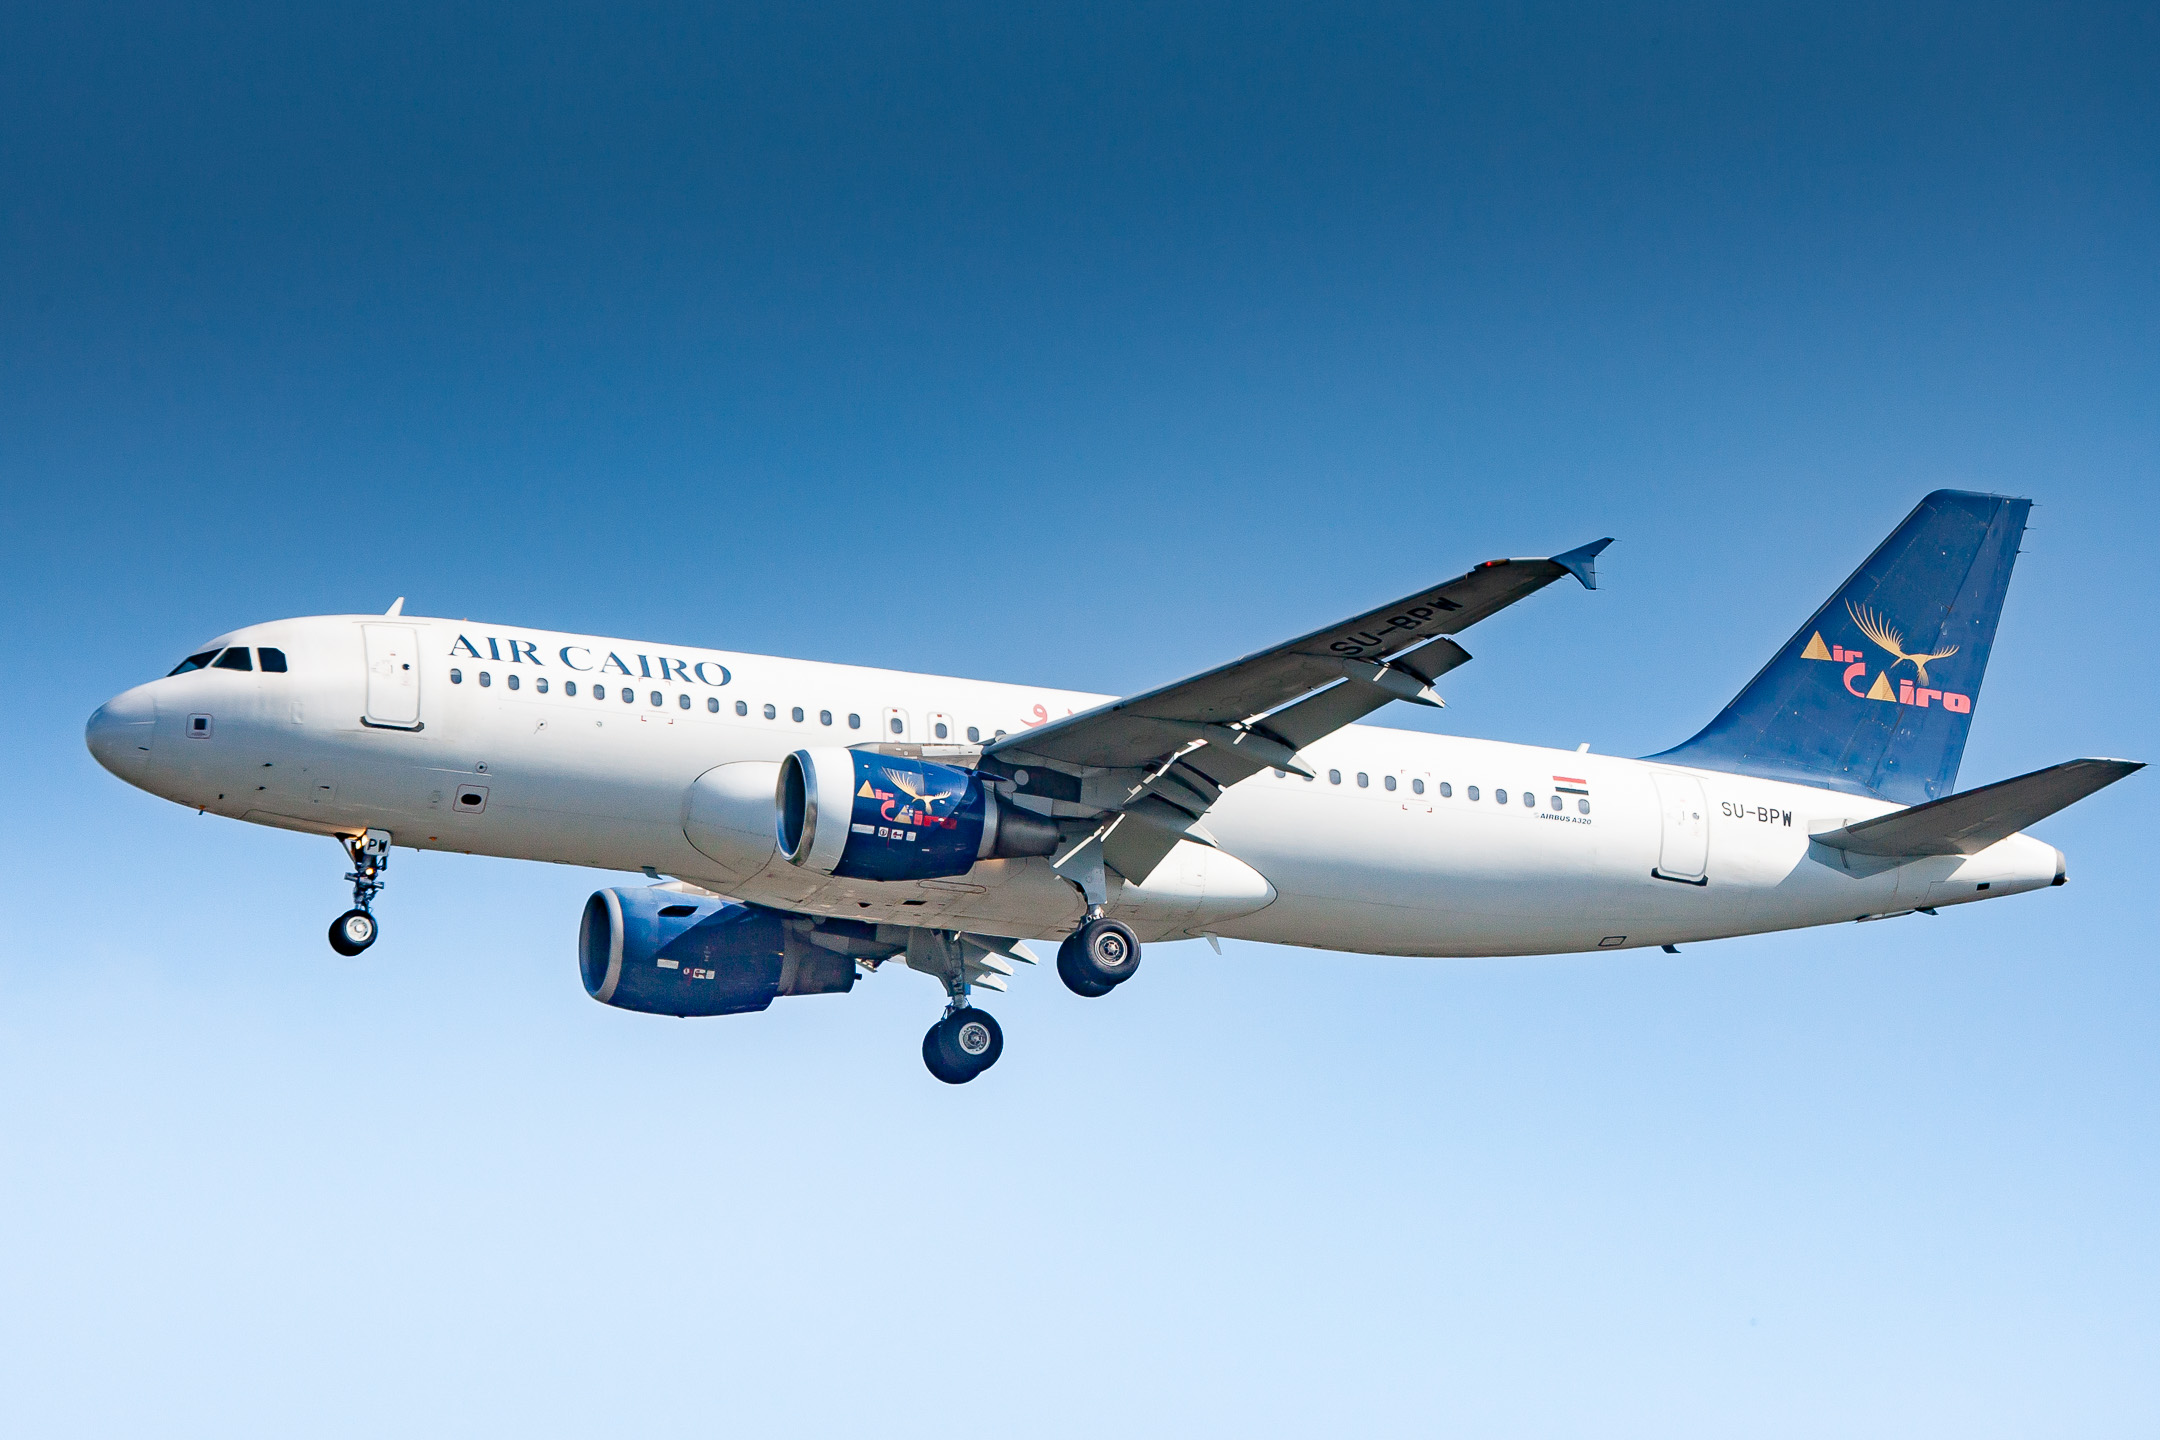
[579,887,857,1017]
[777,748,1058,883]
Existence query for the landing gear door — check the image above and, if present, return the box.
[362,624,424,730]
[1651,771,1709,884]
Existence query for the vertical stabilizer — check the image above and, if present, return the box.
[1647,490,2030,804]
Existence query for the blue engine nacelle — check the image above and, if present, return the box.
[776,748,1059,883]
[579,887,859,1017]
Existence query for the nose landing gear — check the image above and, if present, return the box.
[329,829,391,956]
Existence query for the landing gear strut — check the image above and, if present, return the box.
[1057,913,1141,997]
[329,828,391,956]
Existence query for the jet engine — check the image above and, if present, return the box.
[777,748,1059,882]
[579,887,858,1017]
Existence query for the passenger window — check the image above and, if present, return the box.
[565,681,577,696]
[1438,782,1451,798]
[507,674,520,691]
[967,726,980,742]
[536,677,549,694]
[620,687,634,702]
[763,704,777,720]
[1274,769,1287,779]
[1550,795,1562,811]
[650,691,662,707]
[678,694,690,709]
[1495,788,1507,804]
[167,650,219,676]
[1412,778,1424,794]
[890,717,903,735]
[1356,772,1368,788]
[257,647,288,673]
[792,706,805,722]
[735,700,748,716]
[849,713,861,729]
[934,722,949,739]
[1384,774,1397,791]
[1578,799,1591,814]
[595,686,607,701]
[479,671,492,687]
[1467,786,1479,801]
[1328,769,1342,785]
[1523,791,1535,807]
[821,710,833,726]
[450,668,463,684]
[214,648,253,671]
[708,697,720,713]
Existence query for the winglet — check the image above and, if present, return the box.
[385,597,406,616]
[1551,539,1613,591]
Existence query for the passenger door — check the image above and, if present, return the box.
[1650,771,1709,884]
[362,624,424,730]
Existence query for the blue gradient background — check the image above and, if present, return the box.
[3,5,2154,1435]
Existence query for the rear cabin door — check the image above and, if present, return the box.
[362,624,424,729]
[1651,771,1709,884]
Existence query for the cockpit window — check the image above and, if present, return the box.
[168,650,219,676]
[213,648,254,671]
[258,647,288,672]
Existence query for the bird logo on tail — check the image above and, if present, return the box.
[1847,602,1958,684]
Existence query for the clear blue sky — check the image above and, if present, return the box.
[3,4,2154,1435]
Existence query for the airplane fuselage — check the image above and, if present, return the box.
[86,613,2066,957]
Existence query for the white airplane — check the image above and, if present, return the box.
[86,491,2139,1082]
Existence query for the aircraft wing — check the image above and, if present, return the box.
[982,538,1612,883]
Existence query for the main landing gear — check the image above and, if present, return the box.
[907,931,1009,1084]
[328,828,391,956]
[922,1005,1004,1085]
[1056,914,1141,997]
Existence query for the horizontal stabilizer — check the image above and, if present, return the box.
[1812,758,2143,858]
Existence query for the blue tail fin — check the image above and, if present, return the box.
[1647,490,2030,804]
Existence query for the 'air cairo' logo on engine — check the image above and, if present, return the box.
[1799,602,1972,713]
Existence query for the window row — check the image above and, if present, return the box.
[1284,767,1591,815]
[444,671,1010,742]
[168,646,288,675]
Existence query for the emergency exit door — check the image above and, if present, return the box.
[362,624,424,729]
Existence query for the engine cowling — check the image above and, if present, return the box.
[776,748,1059,882]
[579,887,857,1016]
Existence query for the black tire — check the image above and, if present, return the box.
[1065,918,1141,990]
[1057,933,1115,997]
[328,908,377,956]
[923,1009,1001,1083]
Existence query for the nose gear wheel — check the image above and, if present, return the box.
[329,829,392,955]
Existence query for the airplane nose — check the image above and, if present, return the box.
[86,684,157,778]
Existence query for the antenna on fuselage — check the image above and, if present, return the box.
[385,597,405,616]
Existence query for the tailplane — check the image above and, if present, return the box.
[1648,490,2030,803]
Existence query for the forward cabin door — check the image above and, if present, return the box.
[1650,771,1709,884]
[362,624,424,730]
